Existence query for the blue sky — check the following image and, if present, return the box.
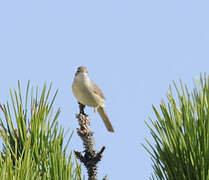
[0,0,209,179]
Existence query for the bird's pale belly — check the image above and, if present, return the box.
[72,83,99,107]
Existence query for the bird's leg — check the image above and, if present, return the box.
[78,102,87,115]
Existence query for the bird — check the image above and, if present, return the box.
[72,66,114,132]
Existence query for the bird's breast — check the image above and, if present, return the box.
[72,75,101,107]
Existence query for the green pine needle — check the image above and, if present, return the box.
[143,74,209,180]
[0,81,83,180]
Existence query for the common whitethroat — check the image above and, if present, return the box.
[72,66,114,132]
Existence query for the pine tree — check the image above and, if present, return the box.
[0,81,83,180]
[143,75,209,180]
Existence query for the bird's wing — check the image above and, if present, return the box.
[90,80,105,100]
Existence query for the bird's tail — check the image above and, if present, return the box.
[97,106,114,133]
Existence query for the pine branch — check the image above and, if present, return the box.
[74,103,106,180]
